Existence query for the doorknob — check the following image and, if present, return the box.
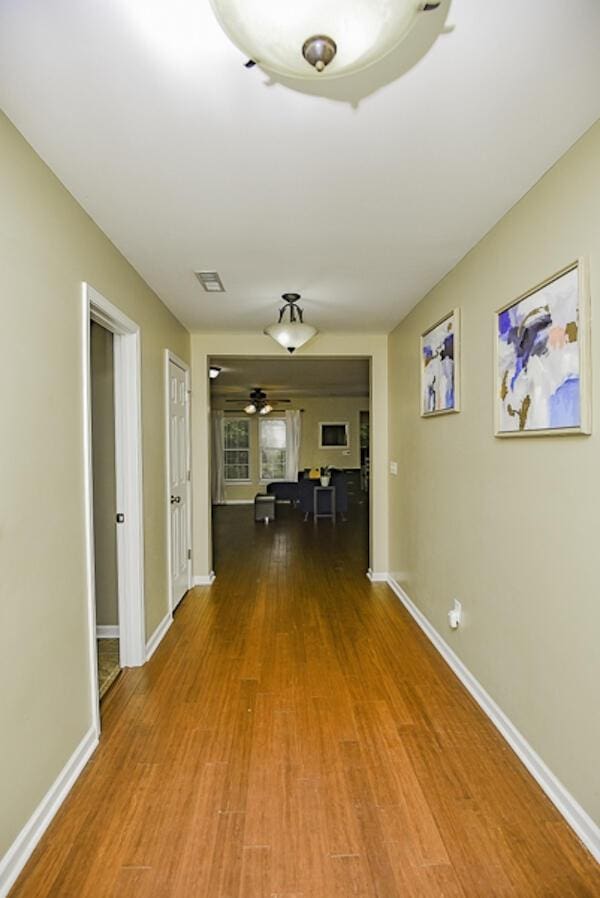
[170,495,181,504]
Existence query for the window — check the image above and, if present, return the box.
[260,418,287,481]
[319,422,349,448]
[223,417,250,481]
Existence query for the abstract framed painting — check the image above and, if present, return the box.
[420,309,460,417]
[495,259,591,437]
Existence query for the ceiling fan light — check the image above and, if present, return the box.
[209,0,431,80]
[244,402,257,414]
[259,403,273,415]
[209,365,222,379]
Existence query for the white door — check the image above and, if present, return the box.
[168,357,190,609]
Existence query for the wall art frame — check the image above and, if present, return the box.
[494,259,591,437]
[420,308,460,417]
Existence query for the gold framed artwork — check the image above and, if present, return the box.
[494,259,591,437]
[420,309,460,417]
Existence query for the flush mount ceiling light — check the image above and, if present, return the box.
[209,365,222,379]
[264,293,317,354]
[209,0,442,79]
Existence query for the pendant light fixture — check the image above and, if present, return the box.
[264,293,317,354]
[209,1,441,80]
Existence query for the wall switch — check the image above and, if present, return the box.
[390,461,398,475]
[448,599,462,629]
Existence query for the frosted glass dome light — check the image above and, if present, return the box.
[209,0,440,80]
[264,293,318,354]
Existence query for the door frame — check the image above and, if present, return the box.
[83,284,146,734]
[164,350,193,612]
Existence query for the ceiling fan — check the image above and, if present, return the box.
[225,387,291,416]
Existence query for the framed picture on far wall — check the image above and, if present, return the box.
[495,260,591,437]
[421,309,460,416]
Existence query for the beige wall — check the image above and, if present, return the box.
[0,112,189,861]
[388,120,600,826]
[90,322,118,627]
[192,334,388,577]
[211,395,369,502]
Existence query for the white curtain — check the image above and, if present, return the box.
[211,410,225,505]
[285,409,301,482]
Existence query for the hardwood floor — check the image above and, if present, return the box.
[97,638,120,699]
[11,503,599,896]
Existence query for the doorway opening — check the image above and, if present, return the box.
[207,356,371,577]
[83,284,146,734]
[90,321,121,699]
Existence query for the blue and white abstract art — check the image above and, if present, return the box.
[421,310,459,416]
[496,264,589,435]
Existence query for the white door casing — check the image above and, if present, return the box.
[83,283,146,735]
[166,352,191,610]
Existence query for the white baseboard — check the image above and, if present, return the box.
[193,572,216,586]
[224,499,254,505]
[386,576,600,864]
[367,569,389,582]
[0,726,98,898]
[145,611,172,661]
[96,624,119,639]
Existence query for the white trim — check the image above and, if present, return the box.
[82,299,101,737]
[0,727,98,898]
[164,350,193,614]
[145,611,173,661]
[366,569,389,582]
[223,499,254,505]
[259,415,288,482]
[318,420,350,449]
[193,572,216,586]
[96,625,119,639]
[386,576,600,864]
[84,283,146,680]
[223,415,251,483]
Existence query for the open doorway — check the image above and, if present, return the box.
[207,356,370,576]
[83,284,146,733]
[90,322,120,698]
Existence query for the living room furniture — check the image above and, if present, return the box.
[266,481,300,503]
[314,485,336,522]
[299,470,348,520]
[254,493,275,523]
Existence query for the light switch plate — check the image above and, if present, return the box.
[390,461,398,475]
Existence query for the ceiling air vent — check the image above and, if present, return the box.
[195,271,225,293]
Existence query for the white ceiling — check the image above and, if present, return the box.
[210,357,370,397]
[1,1,599,334]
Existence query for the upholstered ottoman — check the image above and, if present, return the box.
[254,493,276,523]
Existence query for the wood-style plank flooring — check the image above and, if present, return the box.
[11,503,600,896]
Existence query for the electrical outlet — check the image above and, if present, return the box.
[448,599,462,629]
[390,461,398,475]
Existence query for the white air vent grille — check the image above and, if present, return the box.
[195,271,225,292]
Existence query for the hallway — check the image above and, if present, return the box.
[11,506,599,897]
